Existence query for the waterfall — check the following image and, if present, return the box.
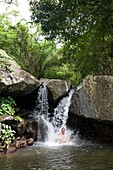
[34,83,74,145]
[46,89,74,144]
[34,83,48,117]
[34,83,49,141]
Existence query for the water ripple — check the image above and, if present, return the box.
[1,142,113,170]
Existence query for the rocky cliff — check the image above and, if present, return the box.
[68,75,113,141]
[70,75,113,121]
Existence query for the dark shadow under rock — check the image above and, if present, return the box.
[67,112,113,142]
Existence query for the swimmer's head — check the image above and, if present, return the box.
[61,127,65,134]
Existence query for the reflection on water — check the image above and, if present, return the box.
[1,140,113,170]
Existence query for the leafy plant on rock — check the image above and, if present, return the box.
[0,96,21,121]
[0,96,21,151]
[0,123,15,149]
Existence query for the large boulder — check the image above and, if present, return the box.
[70,75,113,121]
[0,50,39,97]
[68,75,113,141]
[40,78,71,101]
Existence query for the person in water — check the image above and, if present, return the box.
[59,127,68,144]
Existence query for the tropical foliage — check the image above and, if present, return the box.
[0,96,20,149]
[1,0,113,84]
[0,96,21,121]
[29,0,113,80]
[0,123,15,149]
[0,12,72,82]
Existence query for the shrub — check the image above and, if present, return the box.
[0,96,21,121]
[0,96,21,150]
[0,123,15,149]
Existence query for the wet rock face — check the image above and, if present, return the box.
[70,75,113,121]
[17,119,37,140]
[0,49,39,97]
[68,75,113,141]
[36,79,71,114]
[67,113,113,142]
[0,115,15,122]
[40,78,71,101]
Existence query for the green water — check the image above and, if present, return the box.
[1,140,113,170]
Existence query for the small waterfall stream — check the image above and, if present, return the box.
[34,83,49,117]
[34,82,74,145]
[34,83,49,141]
[47,89,74,144]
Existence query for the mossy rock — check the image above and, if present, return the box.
[0,49,39,97]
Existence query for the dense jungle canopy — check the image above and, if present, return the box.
[1,0,113,85]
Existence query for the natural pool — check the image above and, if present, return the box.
[1,139,113,170]
[1,85,113,170]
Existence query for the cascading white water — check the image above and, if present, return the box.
[34,83,74,145]
[34,83,49,141]
[34,83,48,117]
[46,89,74,144]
